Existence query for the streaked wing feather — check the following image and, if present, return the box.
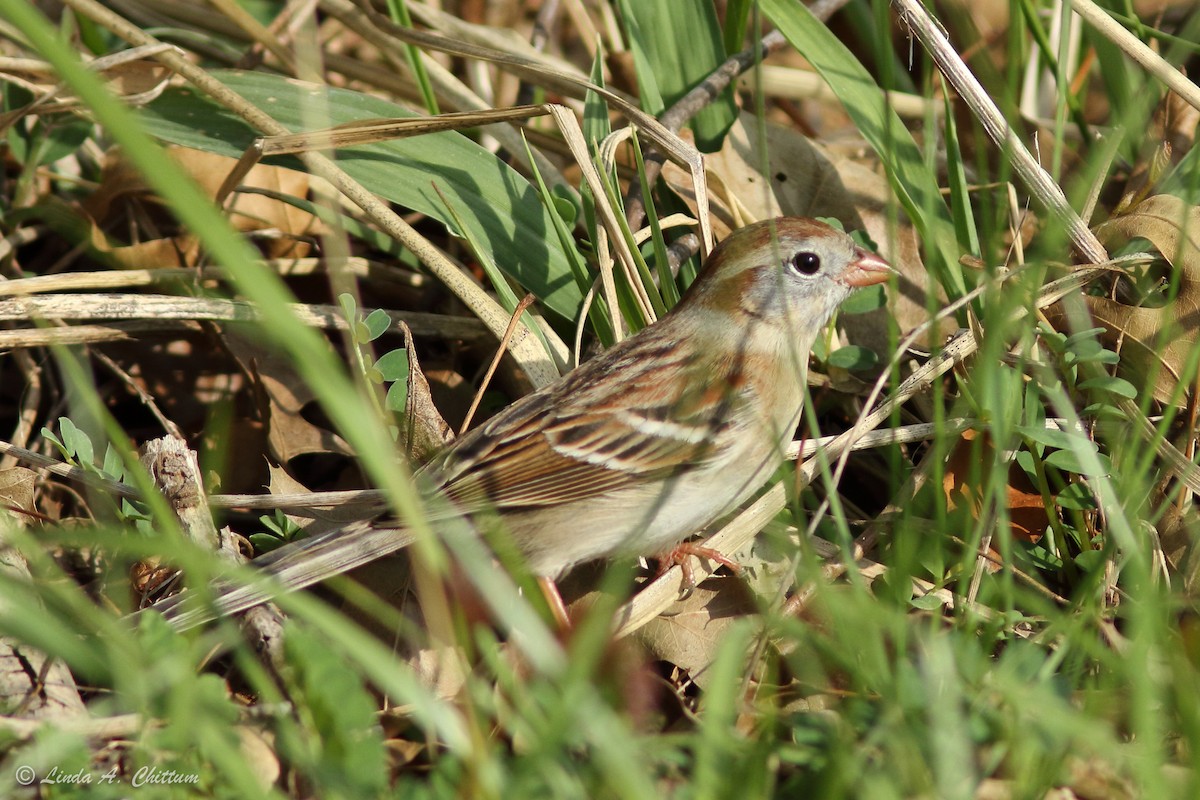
[441,397,737,511]
[428,332,744,512]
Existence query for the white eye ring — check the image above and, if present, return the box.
[790,251,821,276]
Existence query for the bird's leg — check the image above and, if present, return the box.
[537,576,572,632]
[653,543,741,592]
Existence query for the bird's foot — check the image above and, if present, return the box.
[652,543,740,593]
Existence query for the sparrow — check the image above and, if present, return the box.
[150,217,891,629]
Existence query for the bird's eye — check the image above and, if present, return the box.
[789,251,821,276]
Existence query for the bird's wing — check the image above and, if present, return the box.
[436,346,746,511]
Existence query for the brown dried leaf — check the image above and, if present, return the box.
[174,148,324,257]
[105,236,202,270]
[237,726,281,792]
[633,577,757,689]
[400,324,454,465]
[102,60,173,101]
[943,430,1049,558]
[0,467,87,719]
[661,116,781,240]
[84,146,323,264]
[0,466,36,523]
[0,58,171,130]
[264,464,376,542]
[222,329,353,464]
[1087,194,1200,406]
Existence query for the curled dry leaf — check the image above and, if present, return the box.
[176,148,325,257]
[399,324,454,465]
[222,329,354,466]
[633,577,759,690]
[1086,194,1200,406]
[82,146,324,267]
[0,58,171,130]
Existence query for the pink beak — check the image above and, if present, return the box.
[841,247,894,288]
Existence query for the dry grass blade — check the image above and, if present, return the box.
[257,105,553,155]
[0,294,489,341]
[1066,0,1200,113]
[0,268,201,296]
[550,105,651,332]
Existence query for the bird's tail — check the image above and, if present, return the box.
[140,520,420,631]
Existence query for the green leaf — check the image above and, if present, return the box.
[30,117,94,167]
[1079,402,1129,420]
[1073,549,1108,573]
[614,0,664,114]
[582,49,613,149]
[1064,347,1119,367]
[550,185,579,227]
[59,417,93,466]
[630,128,678,307]
[1043,448,1112,477]
[363,308,391,341]
[1037,323,1068,352]
[374,348,410,382]
[618,0,736,151]
[248,532,287,553]
[1017,424,1097,454]
[1055,482,1097,511]
[385,380,408,413]
[1077,376,1138,399]
[840,283,888,314]
[1063,335,1103,362]
[1014,448,1037,482]
[41,427,67,459]
[724,0,753,56]
[1064,327,1108,348]
[281,627,389,796]
[141,71,585,321]
[910,593,946,611]
[943,91,980,255]
[101,444,124,482]
[827,345,879,371]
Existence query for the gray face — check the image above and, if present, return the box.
[748,225,860,328]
